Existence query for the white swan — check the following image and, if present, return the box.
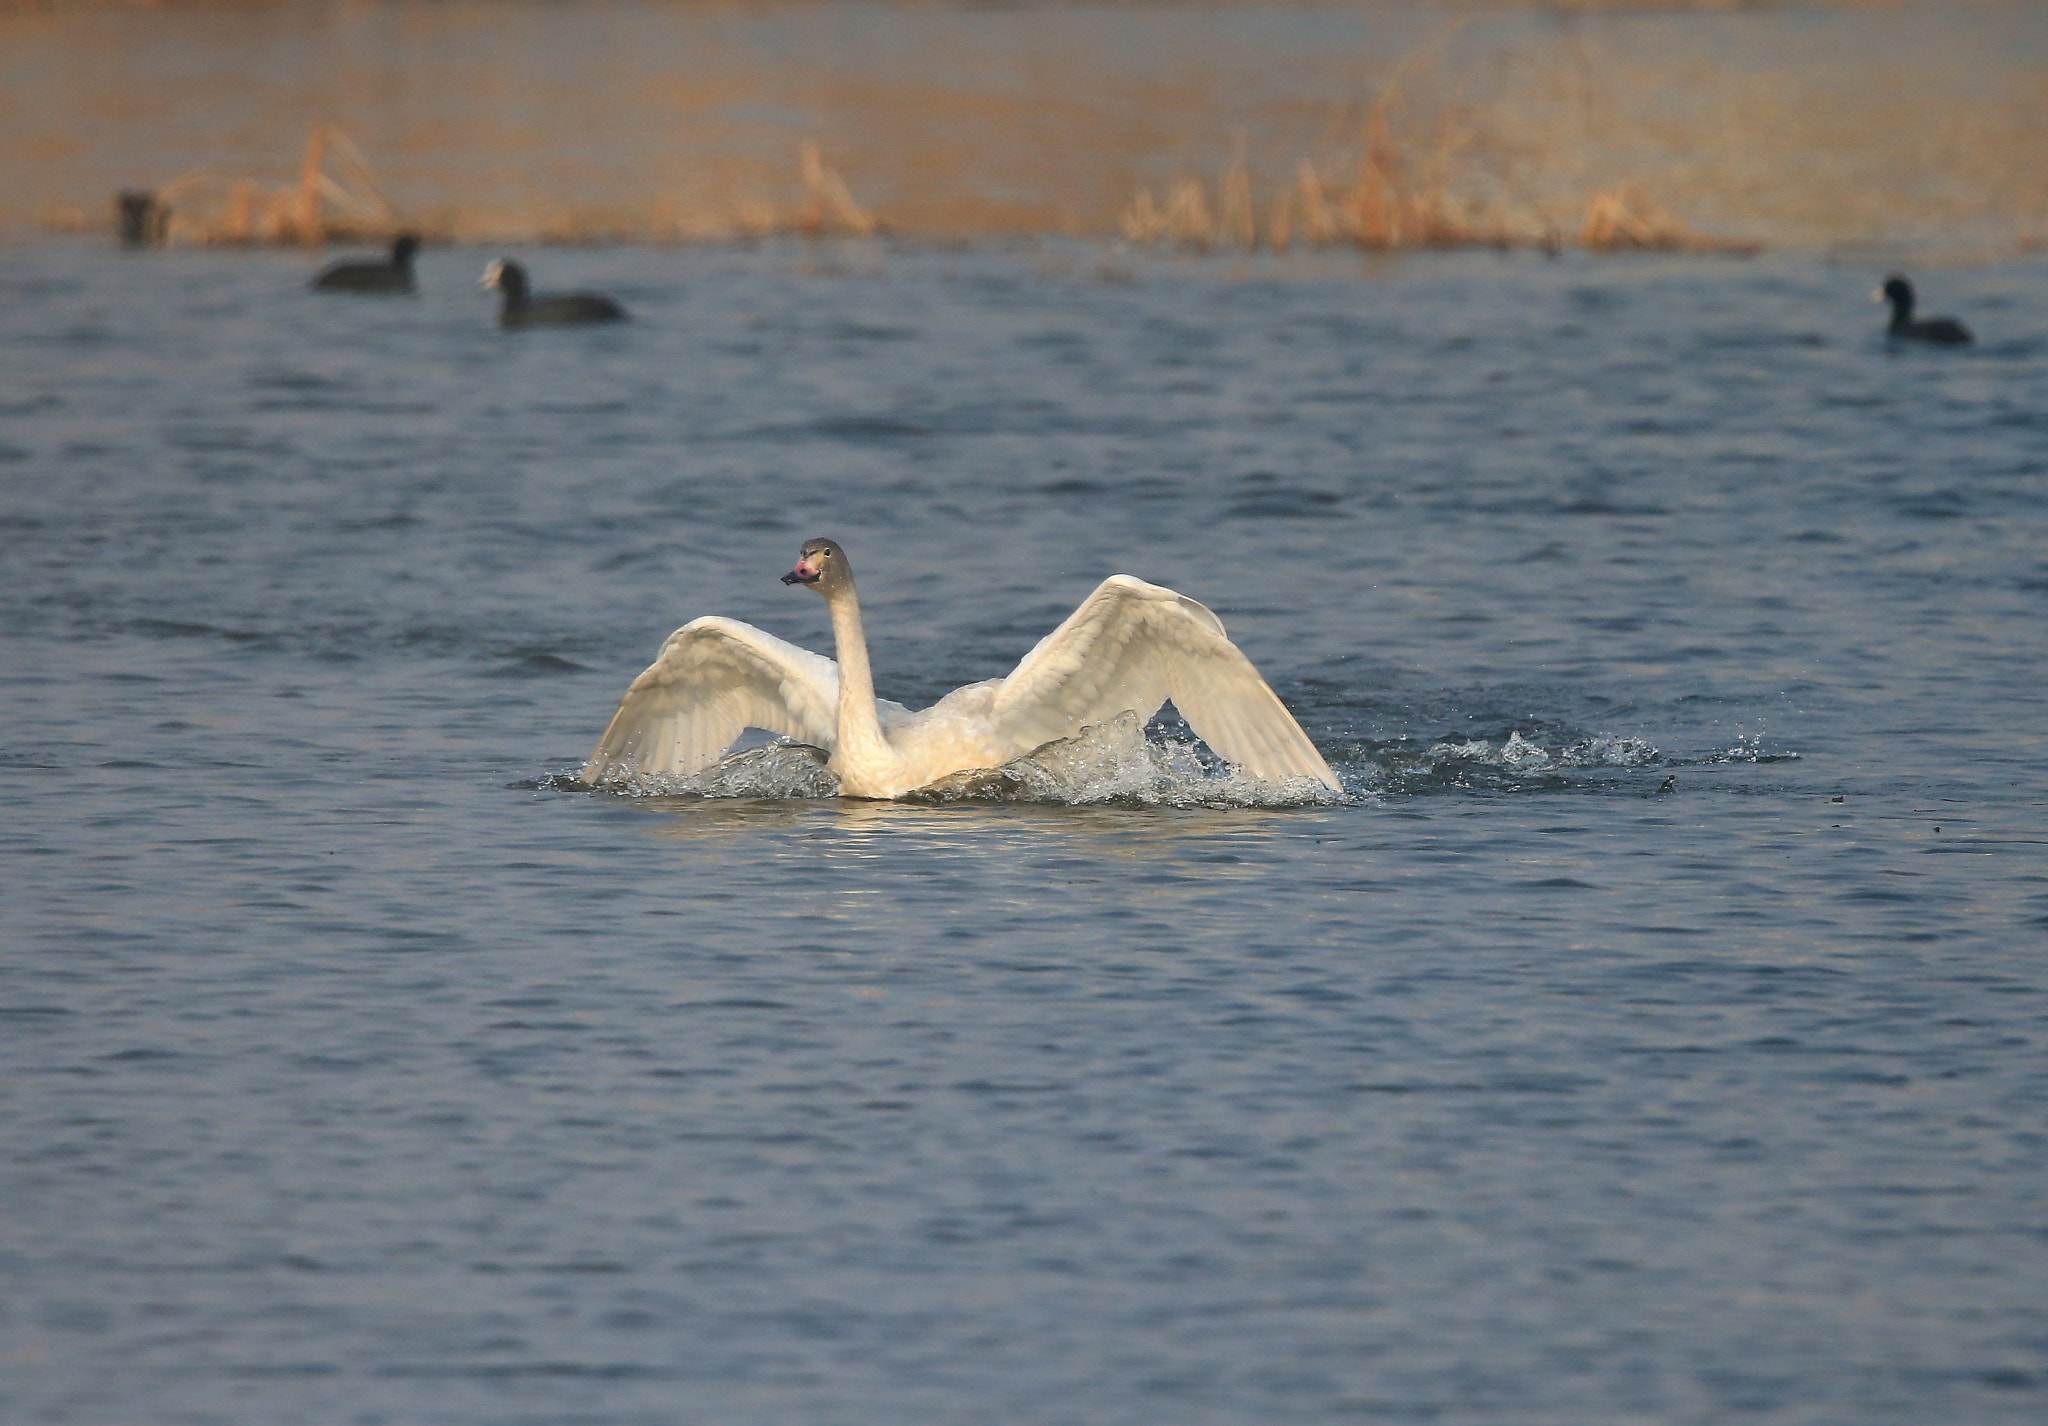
[578,538,1341,799]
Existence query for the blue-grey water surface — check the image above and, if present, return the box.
[3,239,2046,1424]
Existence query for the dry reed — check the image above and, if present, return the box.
[1580,184,1759,255]
[115,107,1748,258]
[146,125,399,246]
[1121,153,1547,256]
[1118,21,1755,259]
[122,128,881,247]
[1119,141,1754,257]
[711,142,879,240]
[795,141,878,237]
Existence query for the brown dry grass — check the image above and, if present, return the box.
[1119,29,1757,258]
[1580,184,1759,255]
[149,125,397,246]
[122,115,1760,259]
[131,127,880,247]
[1123,157,1754,256]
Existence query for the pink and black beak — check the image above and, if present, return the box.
[781,552,823,586]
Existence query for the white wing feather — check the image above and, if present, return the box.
[988,575,1339,789]
[580,617,842,783]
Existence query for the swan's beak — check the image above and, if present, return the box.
[782,556,822,586]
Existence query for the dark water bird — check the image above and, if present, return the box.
[311,234,419,294]
[1877,275,1972,345]
[479,258,627,327]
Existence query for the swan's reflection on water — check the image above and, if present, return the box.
[630,792,1353,961]
[632,784,1334,861]
[617,760,1355,941]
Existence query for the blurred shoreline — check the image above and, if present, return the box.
[4,0,2044,260]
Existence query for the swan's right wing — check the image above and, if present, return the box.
[579,617,840,784]
[987,575,1340,790]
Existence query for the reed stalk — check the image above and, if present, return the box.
[1217,141,1255,250]
[1581,184,1758,254]
[799,141,878,237]
[134,125,401,246]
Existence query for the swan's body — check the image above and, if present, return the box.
[579,539,1340,798]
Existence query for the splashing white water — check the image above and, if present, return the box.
[909,712,1347,808]
[1565,733,1661,766]
[1700,727,1799,764]
[571,742,838,800]
[1499,730,1552,770]
[1425,730,1661,770]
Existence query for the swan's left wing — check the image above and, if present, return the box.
[579,616,839,784]
[987,575,1340,789]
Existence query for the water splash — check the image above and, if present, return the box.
[1564,733,1662,767]
[562,742,838,800]
[908,713,1348,809]
[1423,730,1659,771]
[1499,730,1552,770]
[1698,727,1800,765]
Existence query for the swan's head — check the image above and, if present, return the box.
[782,537,849,592]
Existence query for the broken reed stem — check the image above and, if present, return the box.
[134,124,405,246]
[1578,183,1755,254]
[798,140,877,237]
[1298,160,1337,245]
[295,124,326,240]
[1217,138,1255,250]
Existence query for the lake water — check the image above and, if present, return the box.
[3,235,2046,1425]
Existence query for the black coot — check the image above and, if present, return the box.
[311,234,419,294]
[480,259,627,328]
[1877,275,1972,345]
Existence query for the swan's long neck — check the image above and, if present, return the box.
[822,580,899,782]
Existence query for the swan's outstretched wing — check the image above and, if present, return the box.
[988,575,1339,789]
[580,617,840,783]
